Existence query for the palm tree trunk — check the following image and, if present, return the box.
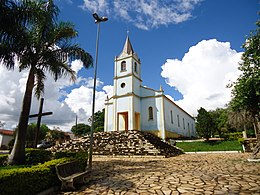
[8,67,35,165]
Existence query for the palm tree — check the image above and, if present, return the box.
[1,0,93,165]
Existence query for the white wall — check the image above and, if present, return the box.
[163,97,196,137]
[141,97,162,131]
[115,77,132,96]
[0,134,13,148]
[105,103,114,132]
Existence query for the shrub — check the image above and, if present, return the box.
[54,150,88,169]
[0,154,8,167]
[0,158,71,195]
[95,126,104,132]
[238,138,245,144]
[223,132,243,141]
[25,148,52,165]
[53,150,77,159]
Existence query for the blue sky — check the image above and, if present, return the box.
[0,0,259,131]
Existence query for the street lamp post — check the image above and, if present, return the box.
[89,13,108,169]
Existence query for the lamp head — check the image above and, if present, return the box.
[93,13,108,23]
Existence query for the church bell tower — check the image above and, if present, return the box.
[112,36,142,131]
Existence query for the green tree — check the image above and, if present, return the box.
[229,14,260,158]
[14,123,49,147]
[209,108,229,137]
[46,127,67,142]
[1,0,93,165]
[26,123,49,147]
[71,123,91,137]
[196,107,215,141]
[88,109,105,132]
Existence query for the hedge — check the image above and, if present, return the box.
[25,148,52,165]
[0,149,52,166]
[0,158,72,195]
[223,132,243,141]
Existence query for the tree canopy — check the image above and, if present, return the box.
[14,123,49,147]
[71,123,91,137]
[230,16,260,122]
[88,109,105,132]
[196,107,215,141]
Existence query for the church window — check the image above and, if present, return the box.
[121,61,126,71]
[121,83,126,88]
[148,106,153,120]
[183,118,185,129]
[170,110,173,124]
[134,62,138,73]
[188,123,190,131]
[177,115,180,127]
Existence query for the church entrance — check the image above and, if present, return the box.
[117,112,128,131]
[134,112,140,130]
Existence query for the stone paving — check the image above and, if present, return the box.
[59,153,260,195]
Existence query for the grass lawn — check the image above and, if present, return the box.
[176,140,243,152]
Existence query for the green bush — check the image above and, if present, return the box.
[246,129,256,138]
[25,148,52,165]
[223,132,243,141]
[54,150,88,169]
[238,138,245,144]
[0,158,71,195]
[53,150,77,159]
[0,154,8,167]
[95,126,104,132]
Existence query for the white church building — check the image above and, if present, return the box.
[104,36,196,140]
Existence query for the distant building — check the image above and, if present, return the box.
[104,36,196,139]
[0,129,14,149]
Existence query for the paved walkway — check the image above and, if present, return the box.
[59,153,260,195]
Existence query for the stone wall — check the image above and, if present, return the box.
[49,130,184,157]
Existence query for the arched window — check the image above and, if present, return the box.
[121,61,126,71]
[134,62,138,73]
[148,106,153,120]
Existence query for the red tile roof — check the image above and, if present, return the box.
[0,129,14,136]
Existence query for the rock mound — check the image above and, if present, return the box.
[50,130,184,157]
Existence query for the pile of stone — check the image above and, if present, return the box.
[49,130,184,157]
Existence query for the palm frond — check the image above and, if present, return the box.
[34,68,46,99]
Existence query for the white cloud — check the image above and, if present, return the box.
[80,0,202,30]
[102,85,113,98]
[85,77,104,88]
[0,62,111,131]
[81,0,109,14]
[71,59,83,74]
[161,39,242,116]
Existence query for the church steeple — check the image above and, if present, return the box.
[118,36,137,58]
[122,36,134,55]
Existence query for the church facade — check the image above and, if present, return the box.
[104,36,196,139]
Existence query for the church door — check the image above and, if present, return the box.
[117,112,128,131]
[134,112,140,130]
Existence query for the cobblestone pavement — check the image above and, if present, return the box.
[59,153,260,195]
